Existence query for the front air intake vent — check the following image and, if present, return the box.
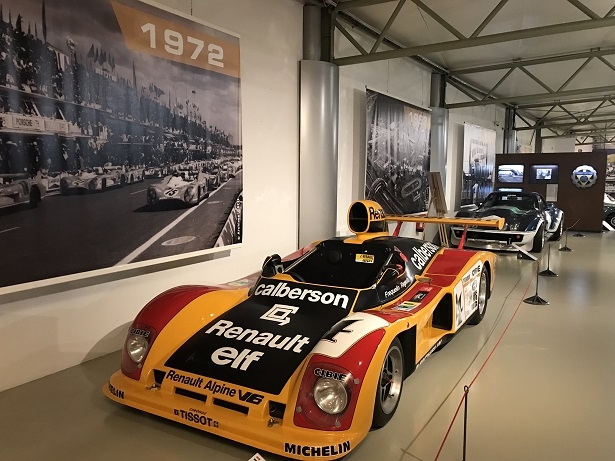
[153,369,166,386]
[213,398,249,415]
[175,387,208,403]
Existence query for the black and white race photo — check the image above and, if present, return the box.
[0,0,242,289]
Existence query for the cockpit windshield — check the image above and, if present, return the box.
[286,240,392,289]
[482,193,538,210]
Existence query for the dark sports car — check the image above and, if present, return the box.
[450,191,564,252]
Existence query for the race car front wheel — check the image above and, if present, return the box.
[468,268,489,325]
[531,224,545,252]
[372,337,404,428]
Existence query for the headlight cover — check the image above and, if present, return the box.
[313,378,349,414]
[509,222,520,231]
[126,334,149,363]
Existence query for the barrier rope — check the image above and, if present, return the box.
[432,262,538,461]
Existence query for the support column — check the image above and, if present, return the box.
[299,6,339,247]
[503,106,517,153]
[535,126,543,153]
[429,73,449,241]
[429,73,449,189]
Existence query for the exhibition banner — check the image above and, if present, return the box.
[0,0,242,290]
[461,124,495,206]
[365,89,431,214]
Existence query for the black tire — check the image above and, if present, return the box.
[467,268,489,325]
[60,180,69,195]
[185,188,196,205]
[146,188,158,206]
[550,219,563,241]
[372,337,404,428]
[29,187,40,208]
[531,224,545,252]
[101,179,107,191]
[608,214,615,229]
[120,175,126,187]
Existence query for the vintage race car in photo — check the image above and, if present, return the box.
[0,173,45,209]
[103,200,503,460]
[125,166,145,184]
[146,171,208,207]
[144,165,167,179]
[59,164,125,194]
[450,191,564,252]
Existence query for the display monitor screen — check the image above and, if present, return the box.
[497,164,524,183]
[529,164,559,183]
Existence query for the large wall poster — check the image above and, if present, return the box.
[365,89,431,215]
[0,0,242,290]
[461,124,495,206]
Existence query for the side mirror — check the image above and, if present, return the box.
[262,254,283,277]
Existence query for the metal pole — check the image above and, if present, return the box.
[462,385,469,461]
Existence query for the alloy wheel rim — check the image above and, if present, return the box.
[379,346,403,414]
[478,271,487,314]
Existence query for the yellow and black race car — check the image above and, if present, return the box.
[103,200,502,460]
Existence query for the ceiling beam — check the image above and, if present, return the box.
[516,117,615,131]
[335,0,397,10]
[516,94,615,109]
[371,0,407,53]
[567,0,599,19]
[333,16,615,66]
[446,84,615,109]
[471,0,509,38]
[449,47,615,75]
[409,0,465,39]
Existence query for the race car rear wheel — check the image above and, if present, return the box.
[29,187,40,208]
[468,268,489,325]
[60,180,69,195]
[531,224,545,252]
[550,217,564,241]
[372,337,404,428]
[608,214,615,228]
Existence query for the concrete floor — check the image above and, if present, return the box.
[2,231,614,461]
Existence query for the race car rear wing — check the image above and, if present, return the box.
[386,214,505,249]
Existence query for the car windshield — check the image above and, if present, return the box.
[287,240,391,289]
[482,193,538,210]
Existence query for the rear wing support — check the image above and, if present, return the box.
[386,215,505,249]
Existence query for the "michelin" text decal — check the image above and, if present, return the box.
[284,441,351,457]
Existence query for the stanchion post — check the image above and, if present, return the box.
[524,261,549,305]
[539,243,558,277]
[558,230,573,252]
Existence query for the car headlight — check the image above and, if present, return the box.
[126,334,148,363]
[509,222,520,231]
[313,378,348,414]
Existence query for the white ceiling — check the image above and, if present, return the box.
[313,0,615,144]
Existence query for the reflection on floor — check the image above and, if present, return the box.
[1,231,614,461]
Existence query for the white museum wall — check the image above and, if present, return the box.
[0,0,303,392]
[543,136,576,153]
[335,24,506,230]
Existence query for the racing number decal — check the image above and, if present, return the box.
[312,313,390,359]
[164,189,178,197]
[322,319,362,343]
